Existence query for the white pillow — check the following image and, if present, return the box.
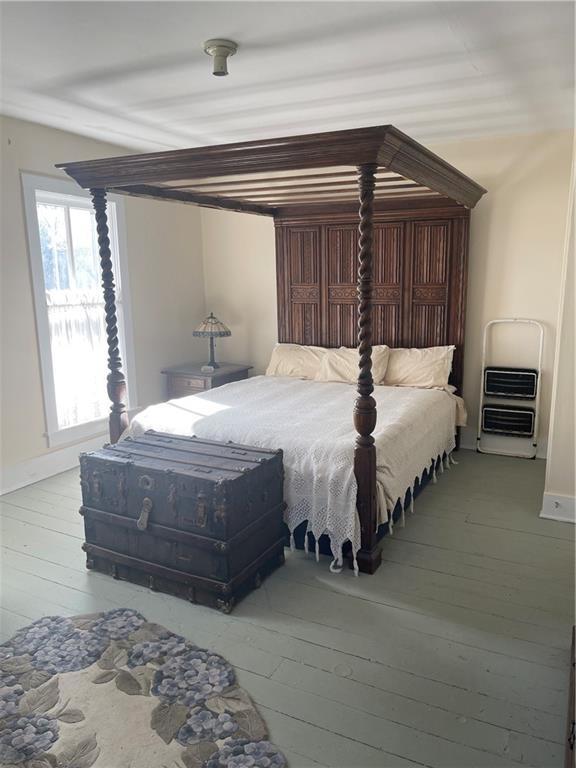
[384,345,455,388]
[315,345,390,384]
[265,343,327,379]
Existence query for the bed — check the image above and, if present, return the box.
[57,124,487,573]
[126,375,464,573]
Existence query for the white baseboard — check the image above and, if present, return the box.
[540,492,576,523]
[0,434,107,495]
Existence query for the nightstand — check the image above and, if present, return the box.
[161,362,252,399]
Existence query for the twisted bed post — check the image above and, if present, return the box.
[354,163,382,574]
[90,188,129,444]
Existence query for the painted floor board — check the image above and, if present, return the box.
[221,618,563,743]
[270,557,571,650]
[271,659,562,767]
[236,589,568,715]
[245,575,568,671]
[0,499,85,538]
[0,452,572,767]
[237,668,525,768]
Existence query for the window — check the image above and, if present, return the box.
[22,174,136,447]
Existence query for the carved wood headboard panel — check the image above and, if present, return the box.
[274,200,470,394]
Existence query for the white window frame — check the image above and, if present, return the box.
[22,172,137,447]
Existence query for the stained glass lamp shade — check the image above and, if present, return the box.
[192,312,231,368]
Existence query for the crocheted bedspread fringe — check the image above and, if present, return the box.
[285,447,457,576]
[383,448,457,536]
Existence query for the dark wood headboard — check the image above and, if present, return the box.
[274,199,470,394]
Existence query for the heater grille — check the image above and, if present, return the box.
[484,367,538,399]
[481,405,535,437]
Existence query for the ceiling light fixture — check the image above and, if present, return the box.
[203,39,238,77]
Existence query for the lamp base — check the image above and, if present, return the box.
[201,364,217,373]
[207,336,220,369]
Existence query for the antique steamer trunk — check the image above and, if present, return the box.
[79,431,285,613]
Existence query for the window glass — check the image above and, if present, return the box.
[70,206,100,290]
[35,195,124,430]
[37,203,70,291]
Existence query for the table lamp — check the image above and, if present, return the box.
[192,312,231,371]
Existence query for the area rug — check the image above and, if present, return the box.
[0,609,287,768]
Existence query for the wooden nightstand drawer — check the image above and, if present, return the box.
[169,384,204,399]
[162,363,252,401]
[167,375,207,399]
[173,375,206,390]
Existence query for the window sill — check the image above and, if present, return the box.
[46,407,139,449]
[46,418,109,449]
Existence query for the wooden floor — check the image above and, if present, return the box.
[1,451,573,768]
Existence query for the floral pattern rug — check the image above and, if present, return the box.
[0,609,287,768]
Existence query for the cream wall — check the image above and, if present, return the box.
[545,224,575,494]
[200,210,277,374]
[542,165,575,520]
[431,131,572,454]
[0,116,205,474]
[199,130,573,455]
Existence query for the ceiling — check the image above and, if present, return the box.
[1,1,573,152]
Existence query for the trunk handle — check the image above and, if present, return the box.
[137,497,153,531]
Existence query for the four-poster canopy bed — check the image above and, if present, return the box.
[57,125,486,574]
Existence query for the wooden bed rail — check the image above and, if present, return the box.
[90,188,128,443]
[354,164,382,573]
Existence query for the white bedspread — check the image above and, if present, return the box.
[127,376,460,562]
